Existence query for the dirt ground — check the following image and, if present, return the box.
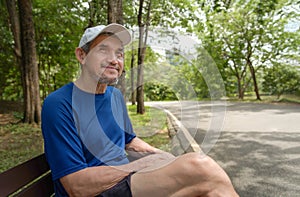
[0,100,23,125]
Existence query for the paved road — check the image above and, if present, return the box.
[146,101,300,197]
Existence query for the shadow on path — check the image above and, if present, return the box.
[194,130,300,197]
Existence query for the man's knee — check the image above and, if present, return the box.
[177,153,239,196]
[169,153,206,180]
[185,152,211,167]
[178,152,231,182]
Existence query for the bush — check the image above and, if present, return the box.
[144,82,177,101]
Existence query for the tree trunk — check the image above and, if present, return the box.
[107,0,123,24]
[136,25,145,114]
[136,0,145,114]
[5,0,21,60]
[107,0,126,97]
[246,40,261,100]
[237,77,243,99]
[18,0,41,124]
[249,64,261,100]
[136,0,151,114]
[6,0,25,104]
[130,30,136,105]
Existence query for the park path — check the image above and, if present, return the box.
[146,101,300,197]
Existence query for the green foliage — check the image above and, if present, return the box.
[197,0,299,99]
[262,64,300,99]
[0,0,299,103]
[175,60,210,99]
[152,0,200,31]
[86,0,108,25]
[144,82,177,101]
[34,0,87,98]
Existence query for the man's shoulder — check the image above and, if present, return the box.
[43,83,73,107]
[107,86,123,97]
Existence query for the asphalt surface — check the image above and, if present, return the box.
[146,101,300,197]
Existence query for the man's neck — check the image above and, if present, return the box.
[95,83,108,94]
[74,78,108,94]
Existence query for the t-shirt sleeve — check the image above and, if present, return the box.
[41,93,87,181]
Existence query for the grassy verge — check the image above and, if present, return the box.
[127,105,171,151]
[0,124,44,172]
[0,105,170,173]
[276,96,300,104]
[227,94,300,104]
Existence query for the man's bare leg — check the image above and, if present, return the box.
[130,152,239,197]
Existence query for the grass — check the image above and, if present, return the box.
[276,96,300,104]
[0,124,44,172]
[127,105,171,151]
[0,104,170,173]
[127,105,168,136]
[227,94,300,104]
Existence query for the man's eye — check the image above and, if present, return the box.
[117,52,124,59]
[99,48,107,53]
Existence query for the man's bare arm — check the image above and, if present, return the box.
[60,137,174,197]
[60,166,129,197]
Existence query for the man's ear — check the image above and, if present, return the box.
[75,48,86,64]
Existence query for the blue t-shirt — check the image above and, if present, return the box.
[41,83,136,196]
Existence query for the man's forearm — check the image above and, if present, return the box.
[60,137,174,196]
[60,166,130,197]
[60,153,174,197]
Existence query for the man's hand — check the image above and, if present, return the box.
[126,137,159,153]
[125,137,173,161]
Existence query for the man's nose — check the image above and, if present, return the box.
[107,51,118,64]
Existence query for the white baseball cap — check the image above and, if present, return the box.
[78,23,131,48]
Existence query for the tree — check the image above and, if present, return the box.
[1,0,298,111]
[199,0,297,100]
[108,0,123,24]
[5,0,41,124]
[5,0,21,63]
[0,1,21,100]
[263,63,300,99]
[18,0,41,124]
[87,0,107,27]
[107,0,127,96]
[34,0,85,99]
[204,9,255,99]
[136,0,152,114]
[130,31,136,105]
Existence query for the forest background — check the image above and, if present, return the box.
[0,0,299,124]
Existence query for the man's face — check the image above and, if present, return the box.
[81,34,124,84]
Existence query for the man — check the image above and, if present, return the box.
[42,23,239,197]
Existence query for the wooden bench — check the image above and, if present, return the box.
[0,153,54,197]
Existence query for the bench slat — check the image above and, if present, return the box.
[0,154,52,196]
[16,171,54,197]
